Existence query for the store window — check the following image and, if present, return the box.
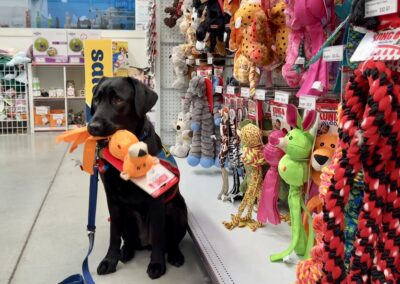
[0,0,135,30]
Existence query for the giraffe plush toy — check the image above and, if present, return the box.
[223,123,266,231]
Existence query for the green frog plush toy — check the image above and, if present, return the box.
[270,104,316,262]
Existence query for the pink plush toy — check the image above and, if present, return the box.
[282,0,328,97]
[257,130,286,225]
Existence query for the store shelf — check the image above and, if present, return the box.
[32,63,84,67]
[33,97,65,101]
[177,159,296,284]
[34,127,66,132]
[67,97,85,100]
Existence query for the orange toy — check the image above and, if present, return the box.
[55,127,106,174]
[310,133,337,186]
[109,130,139,161]
[120,141,158,180]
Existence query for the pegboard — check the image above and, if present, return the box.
[158,0,188,146]
[160,43,179,89]
[0,64,29,135]
[160,89,185,146]
[159,0,186,44]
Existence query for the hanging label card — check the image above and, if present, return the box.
[323,45,344,62]
[311,81,324,92]
[295,57,305,65]
[215,86,223,93]
[227,86,236,95]
[365,0,397,17]
[274,90,290,104]
[207,57,213,64]
[241,87,250,98]
[195,59,201,65]
[255,89,266,100]
[299,96,317,110]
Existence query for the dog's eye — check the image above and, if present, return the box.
[320,142,324,147]
[137,166,141,170]
[111,96,123,105]
[330,144,335,148]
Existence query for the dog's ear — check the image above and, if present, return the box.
[126,77,158,118]
[90,77,108,116]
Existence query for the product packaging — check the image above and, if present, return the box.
[67,30,101,63]
[32,29,68,63]
[112,41,129,76]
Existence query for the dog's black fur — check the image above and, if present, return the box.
[88,77,188,279]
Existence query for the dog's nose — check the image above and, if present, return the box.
[88,121,102,136]
[314,154,328,165]
[176,125,181,130]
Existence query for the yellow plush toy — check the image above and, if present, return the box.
[270,1,290,62]
[233,2,273,96]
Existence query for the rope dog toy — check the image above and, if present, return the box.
[322,61,400,283]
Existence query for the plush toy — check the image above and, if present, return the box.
[109,130,139,160]
[233,2,273,96]
[257,130,286,225]
[170,112,192,158]
[223,123,266,231]
[213,91,223,167]
[310,133,337,187]
[6,51,31,66]
[164,0,184,28]
[195,0,225,53]
[282,0,328,97]
[182,75,215,168]
[223,0,240,50]
[170,45,189,89]
[269,1,290,63]
[270,104,316,262]
[120,141,158,180]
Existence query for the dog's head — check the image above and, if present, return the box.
[88,77,158,137]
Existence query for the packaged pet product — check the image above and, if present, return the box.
[67,30,101,63]
[270,101,290,133]
[315,102,339,136]
[112,41,129,77]
[34,106,50,127]
[33,29,68,63]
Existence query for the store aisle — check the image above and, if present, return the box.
[1,134,209,284]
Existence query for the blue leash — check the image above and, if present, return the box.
[59,164,99,284]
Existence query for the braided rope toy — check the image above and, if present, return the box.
[322,61,400,283]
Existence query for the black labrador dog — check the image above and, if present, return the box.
[87,77,188,279]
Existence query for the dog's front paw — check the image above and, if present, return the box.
[97,258,118,275]
[147,262,166,279]
[120,244,135,263]
[168,249,185,267]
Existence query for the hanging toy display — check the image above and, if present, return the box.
[269,0,290,64]
[182,74,215,168]
[217,106,230,200]
[322,61,400,283]
[270,104,316,262]
[257,129,286,225]
[223,123,266,231]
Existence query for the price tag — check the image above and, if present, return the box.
[185,59,191,65]
[274,90,290,104]
[295,57,305,65]
[365,0,397,17]
[207,57,213,64]
[227,86,236,94]
[299,96,317,110]
[241,87,250,98]
[215,86,223,93]
[323,45,344,62]
[255,89,266,100]
[311,81,324,92]
[195,59,201,65]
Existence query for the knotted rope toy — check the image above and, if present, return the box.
[223,123,266,231]
[270,104,317,262]
[322,60,400,283]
